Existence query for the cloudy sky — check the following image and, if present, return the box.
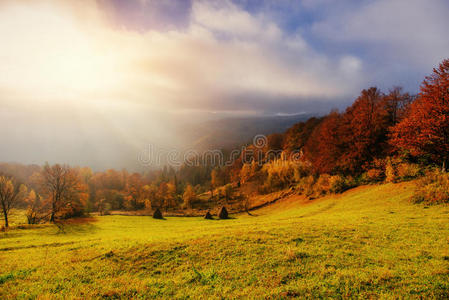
[1,0,448,169]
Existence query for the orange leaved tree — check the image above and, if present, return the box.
[391,59,449,170]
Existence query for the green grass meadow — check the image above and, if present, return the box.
[1,182,449,299]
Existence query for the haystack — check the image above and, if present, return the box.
[218,206,229,219]
[153,208,163,219]
[204,211,213,220]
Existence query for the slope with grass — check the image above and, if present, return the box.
[1,182,448,298]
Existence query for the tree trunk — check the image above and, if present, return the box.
[3,209,8,228]
[50,211,55,222]
[442,160,447,173]
[245,196,252,216]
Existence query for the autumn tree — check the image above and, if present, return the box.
[0,163,41,188]
[89,169,126,210]
[304,111,344,174]
[142,184,157,210]
[155,182,167,209]
[222,184,233,203]
[283,117,323,154]
[125,173,145,210]
[0,175,26,228]
[210,169,217,200]
[338,87,389,173]
[239,163,252,184]
[79,167,93,184]
[39,163,87,222]
[382,87,413,125]
[182,184,196,209]
[25,189,46,224]
[391,59,449,170]
[165,182,177,210]
[263,133,284,161]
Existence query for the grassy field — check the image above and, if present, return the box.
[1,182,449,299]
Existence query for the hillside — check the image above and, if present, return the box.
[182,114,314,151]
[1,182,448,298]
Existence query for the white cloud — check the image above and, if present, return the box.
[0,0,366,116]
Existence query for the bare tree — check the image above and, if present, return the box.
[0,175,26,228]
[39,163,85,222]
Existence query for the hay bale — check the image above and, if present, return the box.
[218,206,229,219]
[153,208,163,219]
[204,211,213,220]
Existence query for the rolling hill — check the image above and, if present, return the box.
[1,181,448,298]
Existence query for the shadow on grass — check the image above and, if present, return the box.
[53,218,100,235]
[203,216,238,221]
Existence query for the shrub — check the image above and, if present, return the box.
[363,157,421,184]
[98,199,111,216]
[365,168,384,183]
[262,159,311,193]
[102,203,111,215]
[293,162,311,182]
[296,175,315,197]
[412,170,449,204]
[296,174,353,199]
[313,174,331,197]
[263,160,294,190]
[329,175,350,193]
[396,163,422,180]
[385,160,396,183]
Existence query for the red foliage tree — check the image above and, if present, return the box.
[391,59,449,170]
[283,117,323,154]
[339,87,389,173]
[304,111,344,174]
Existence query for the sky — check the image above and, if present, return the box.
[1,0,448,170]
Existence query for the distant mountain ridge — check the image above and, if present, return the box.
[183,114,315,151]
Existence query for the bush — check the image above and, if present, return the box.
[396,163,422,180]
[329,175,352,193]
[412,170,449,204]
[98,200,111,216]
[362,157,422,184]
[295,174,352,199]
[261,160,312,193]
[313,174,331,197]
[293,162,311,182]
[385,159,396,183]
[296,175,315,198]
[102,203,111,215]
[364,168,384,183]
[384,157,424,183]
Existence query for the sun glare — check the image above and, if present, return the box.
[0,2,120,104]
